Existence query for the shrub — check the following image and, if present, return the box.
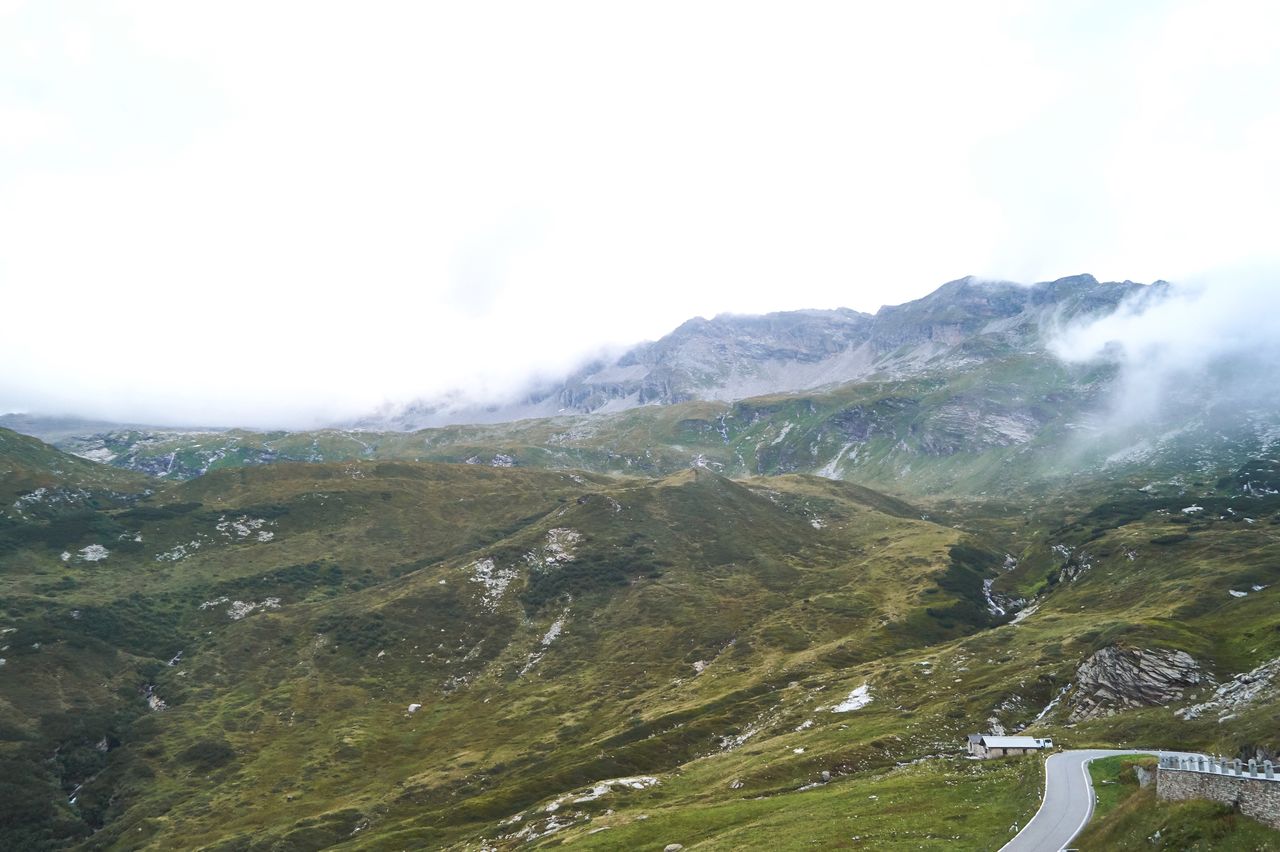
[177,737,235,769]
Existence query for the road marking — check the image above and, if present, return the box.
[998,753,1052,852]
[1062,754,1098,851]
[1001,749,1206,851]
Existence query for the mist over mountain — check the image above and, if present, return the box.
[354,274,1149,430]
[1051,267,1280,432]
[16,271,1280,500]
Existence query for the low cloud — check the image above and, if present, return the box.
[1050,265,1280,431]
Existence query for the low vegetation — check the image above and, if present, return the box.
[1,427,1278,849]
[1079,756,1277,850]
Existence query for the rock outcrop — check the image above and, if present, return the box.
[1177,656,1279,722]
[1069,645,1206,721]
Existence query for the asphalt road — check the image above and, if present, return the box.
[999,748,1205,852]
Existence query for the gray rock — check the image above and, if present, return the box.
[1134,765,1154,788]
[1177,655,1279,721]
[664,845,684,852]
[356,275,1145,430]
[1069,645,1206,721]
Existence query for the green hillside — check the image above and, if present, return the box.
[50,349,1280,514]
[2,428,1278,849]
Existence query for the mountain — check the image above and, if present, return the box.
[0,428,152,510]
[3,275,1279,848]
[0,415,211,445]
[35,273,1236,495]
[37,291,1269,501]
[358,274,1148,429]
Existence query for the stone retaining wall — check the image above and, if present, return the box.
[1156,763,1280,830]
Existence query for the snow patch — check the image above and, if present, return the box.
[520,608,569,675]
[73,446,117,463]
[539,617,564,646]
[78,544,109,562]
[832,683,872,712]
[816,442,857,480]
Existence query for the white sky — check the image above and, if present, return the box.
[2,0,1278,428]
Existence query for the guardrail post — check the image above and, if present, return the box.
[1249,759,1258,778]
[1233,759,1243,776]
[1265,760,1274,780]
[1197,756,1207,773]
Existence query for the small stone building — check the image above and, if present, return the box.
[967,734,1053,758]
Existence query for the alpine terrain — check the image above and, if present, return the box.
[3,276,1279,850]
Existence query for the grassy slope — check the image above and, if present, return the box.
[75,466,1011,850]
[1077,755,1277,850]
[46,354,1123,497]
[0,428,151,508]
[2,450,1025,849]
[3,434,1279,849]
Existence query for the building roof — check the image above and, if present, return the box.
[967,733,983,743]
[980,735,1050,749]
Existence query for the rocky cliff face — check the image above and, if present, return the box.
[1069,645,1208,722]
[368,274,1147,429]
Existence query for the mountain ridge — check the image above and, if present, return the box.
[354,273,1152,430]
[2,273,1154,440]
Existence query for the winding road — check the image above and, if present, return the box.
[999,748,1205,852]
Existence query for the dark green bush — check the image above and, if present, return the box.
[177,737,235,769]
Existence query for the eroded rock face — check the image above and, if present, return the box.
[1069,645,1206,721]
[1177,656,1280,722]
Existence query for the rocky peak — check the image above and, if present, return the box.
[363,274,1150,430]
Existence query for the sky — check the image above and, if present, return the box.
[2,1,1279,428]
